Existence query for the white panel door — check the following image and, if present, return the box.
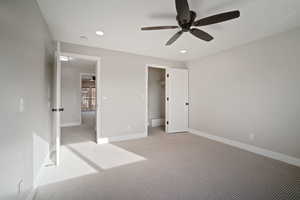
[96,59,101,143]
[166,68,189,133]
[52,51,62,165]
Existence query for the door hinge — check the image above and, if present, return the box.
[167,97,169,101]
[166,73,169,78]
[166,121,169,125]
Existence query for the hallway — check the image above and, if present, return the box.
[61,125,96,145]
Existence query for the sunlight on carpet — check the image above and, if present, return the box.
[38,142,146,186]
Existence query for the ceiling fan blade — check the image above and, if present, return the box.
[190,28,213,41]
[193,10,240,26]
[175,0,191,22]
[141,26,179,31]
[166,31,183,46]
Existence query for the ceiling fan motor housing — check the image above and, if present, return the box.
[177,11,196,31]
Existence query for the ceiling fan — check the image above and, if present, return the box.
[141,0,240,46]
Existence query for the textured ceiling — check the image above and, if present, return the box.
[37,0,300,61]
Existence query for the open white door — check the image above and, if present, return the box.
[166,68,188,133]
[52,51,62,165]
[95,59,101,143]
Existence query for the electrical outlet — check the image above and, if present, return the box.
[18,179,23,195]
[249,133,255,141]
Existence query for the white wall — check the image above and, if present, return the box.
[188,27,300,159]
[148,68,165,125]
[0,0,54,199]
[61,42,185,138]
[61,61,95,126]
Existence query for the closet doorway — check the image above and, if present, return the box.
[147,67,166,135]
[146,65,189,136]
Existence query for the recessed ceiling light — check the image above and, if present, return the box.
[180,49,187,54]
[60,56,68,61]
[60,56,73,62]
[96,30,104,36]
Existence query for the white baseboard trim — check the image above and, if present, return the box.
[33,151,51,188]
[188,128,300,167]
[25,151,50,200]
[97,132,147,144]
[60,122,81,127]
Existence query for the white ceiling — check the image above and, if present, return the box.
[37,0,300,61]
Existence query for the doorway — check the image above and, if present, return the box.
[60,58,97,145]
[52,50,101,166]
[147,67,166,135]
[145,65,189,136]
[80,73,97,130]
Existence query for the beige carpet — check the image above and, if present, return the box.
[35,126,300,200]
